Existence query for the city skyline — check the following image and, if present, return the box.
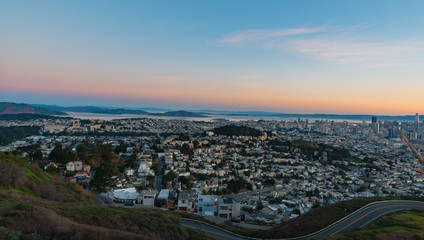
[2,1,424,115]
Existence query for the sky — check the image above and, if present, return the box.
[1,0,424,115]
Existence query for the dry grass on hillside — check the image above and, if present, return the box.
[5,205,147,240]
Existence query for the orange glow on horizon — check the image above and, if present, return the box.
[2,65,424,115]
[3,82,423,115]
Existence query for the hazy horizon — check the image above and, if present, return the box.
[1,100,423,118]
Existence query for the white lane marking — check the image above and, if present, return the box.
[182,223,243,240]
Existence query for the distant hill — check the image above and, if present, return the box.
[0,102,67,116]
[7,102,421,122]
[40,105,206,117]
[211,125,262,137]
[161,110,205,117]
[52,106,150,115]
[0,113,70,121]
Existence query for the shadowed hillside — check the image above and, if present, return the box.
[0,153,207,240]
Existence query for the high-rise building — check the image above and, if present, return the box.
[415,113,419,125]
[388,128,394,138]
[372,116,377,124]
[372,122,379,134]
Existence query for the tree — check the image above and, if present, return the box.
[193,140,200,149]
[126,149,138,169]
[174,133,190,141]
[49,143,76,164]
[76,141,90,163]
[33,149,43,161]
[313,187,320,196]
[226,178,249,193]
[114,141,128,154]
[17,144,43,161]
[45,165,60,175]
[312,201,321,209]
[163,171,177,184]
[97,141,114,162]
[264,178,276,187]
[49,143,64,163]
[90,162,119,192]
[62,145,76,164]
[269,196,283,204]
[256,201,264,211]
[178,176,190,185]
[178,176,193,189]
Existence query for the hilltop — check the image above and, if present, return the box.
[0,153,207,240]
[211,125,262,137]
[161,110,205,117]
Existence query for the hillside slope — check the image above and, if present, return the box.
[0,153,207,240]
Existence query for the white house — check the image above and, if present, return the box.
[66,161,82,172]
[140,190,158,206]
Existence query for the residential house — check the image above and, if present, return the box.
[177,190,196,212]
[217,198,241,219]
[66,161,82,172]
[197,195,215,216]
[140,190,158,206]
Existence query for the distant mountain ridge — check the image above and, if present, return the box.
[55,106,150,115]
[0,103,206,118]
[0,102,67,116]
[0,113,71,121]
[2,102,421,122]
[161,110,205,117]
[38,104,206,117]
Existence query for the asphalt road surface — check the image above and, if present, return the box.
[182,201,424,240]
[181,219,246,240]
[314,201,424,238]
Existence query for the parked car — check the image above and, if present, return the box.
[105,200,111,204]
[230,218,240,223]
[124,202,134,206]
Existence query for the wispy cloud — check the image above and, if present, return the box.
[219,26,424,67]
[221,27,325,43]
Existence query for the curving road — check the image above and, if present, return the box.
[182,219,246,240]
[181,200,424,240]
[313,201,424,238]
